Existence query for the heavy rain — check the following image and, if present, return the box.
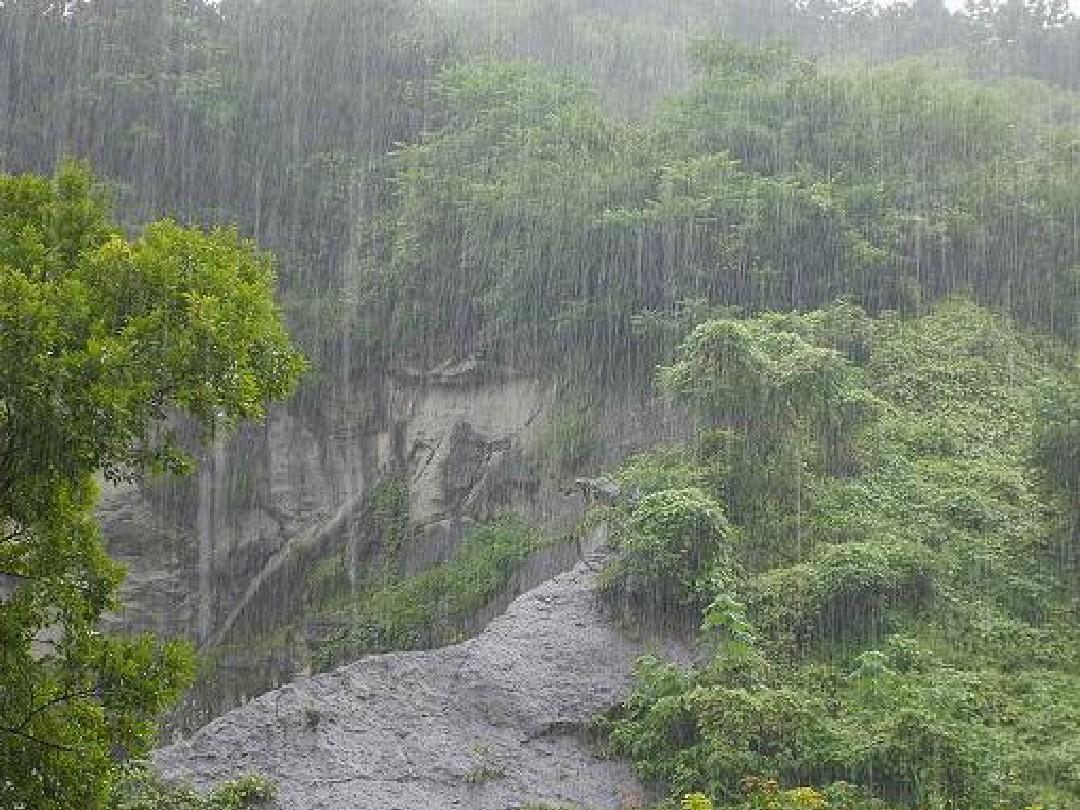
[2,1,1080,808]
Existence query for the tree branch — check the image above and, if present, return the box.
[15,688,101,732]
[0,725,77,752]
[0,411,18,504]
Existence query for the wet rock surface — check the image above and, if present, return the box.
[98,365,693,732]
[157,549,678,810]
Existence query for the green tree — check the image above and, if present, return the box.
[660,38,1080,326]
[0,162,305,809]
[1032,372,1080,562]
[607,302,1080,809]
[354,59,663,381]
[659,309,876,561]
[601,487,731,620]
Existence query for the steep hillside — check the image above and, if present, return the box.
[599,301,1080,809]
[4,4,1080,809]
[148,300,1080,810]
[97,362,692,730]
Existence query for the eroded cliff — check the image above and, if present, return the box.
[98,362,690,731]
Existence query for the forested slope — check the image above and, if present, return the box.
[3,1,1080,809]
[600,300,1080,808]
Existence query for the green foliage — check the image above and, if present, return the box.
[655,306,880,568]
[0,0,452,384]
[683,793,715,810]
[601,488,731,622]
[725,779,897,810]
[353,39,1080,388]
[2,6,1079,808]
[355,58,662,380]
[605,302,1080,810]
[312,516,541,669]
[536,404,600,478]
[746,542,936,650]
[661,310,878,474]
[2,1,1078,380]
[0,163,304,810]
[304,478,412,604]
[610,655,838,800]
[0,162,305,491]
[1033,373,1080,549]
[110,766,275,810]
[614,445,722,497]
[369,477,411,561]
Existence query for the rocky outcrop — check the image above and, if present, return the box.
[98,358,695,732]
[100,367,559,642]
[98,365,582,728]
[156,541,685,810]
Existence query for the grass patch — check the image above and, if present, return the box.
[312,515,542,670]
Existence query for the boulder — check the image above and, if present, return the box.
[156,547,685,810]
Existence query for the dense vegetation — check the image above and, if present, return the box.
[3,0,1080,808]
[355,40,1080,385]
[0,162,303,806]
[341,6,1080,805]
[110,769,275,810]
[4,0,1080,373]
[600,301,1080,808]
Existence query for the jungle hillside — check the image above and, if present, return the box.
[2,1,1080,809]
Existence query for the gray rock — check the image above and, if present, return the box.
[101,366,695,734]
[156,551,679,810]
[401,518,477,575]
[442,422,498,508]
[574,478,642,508]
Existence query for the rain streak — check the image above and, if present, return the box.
[2,2,1080,809]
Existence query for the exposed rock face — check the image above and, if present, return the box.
[97,360,695,731]
[99,368,557,644]
[157,544,680,810]
[97,476,194,637]
[98,367,581,727]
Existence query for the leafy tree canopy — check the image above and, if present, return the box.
[0,162,305,810]
[354,43,1080,386]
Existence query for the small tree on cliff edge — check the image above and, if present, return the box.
[0,162,306,809]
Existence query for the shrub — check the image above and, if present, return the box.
[312,515,540,668]
[109,767,275,810]
[746,542,938,651]
[601,488,731,622]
